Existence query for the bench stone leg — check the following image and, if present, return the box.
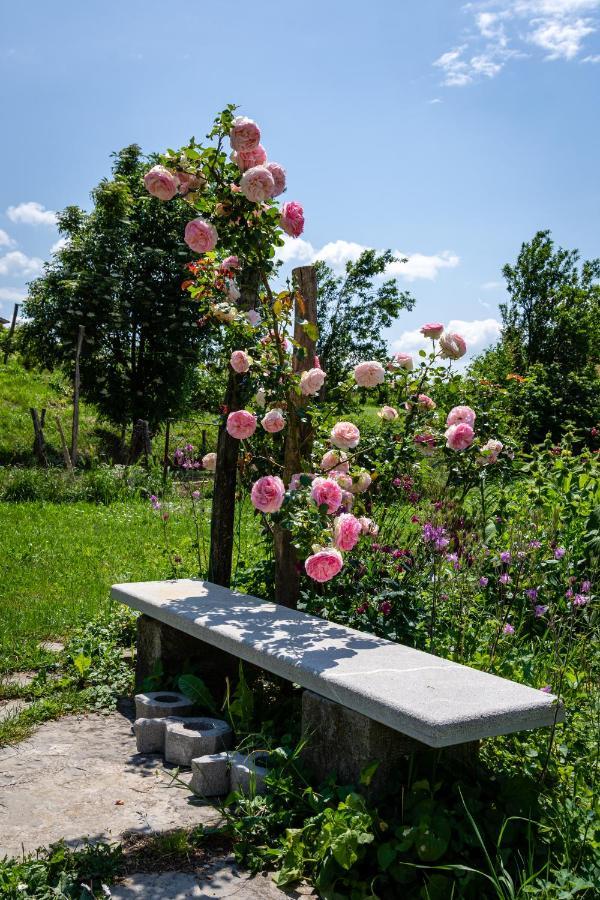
[301,691,478,800]
[135,614,239,696]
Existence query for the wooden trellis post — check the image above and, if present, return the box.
[274,264,318,608]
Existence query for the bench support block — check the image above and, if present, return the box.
[301,691,478,799]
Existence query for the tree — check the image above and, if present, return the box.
[472,230,600,443]
[315,250,415,393]
[22,145,215,433]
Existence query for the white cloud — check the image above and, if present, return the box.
[0,250,44,276]
[0,229,16,248]
[6,201,57,226]
[435,0,600,85]
[276,237,460,282]
[0,287,27,302]
[481,280,503,290]
[582,51,600,58]
[50,237,69,254]
[393,318,501,361]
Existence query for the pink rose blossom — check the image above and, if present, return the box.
[414,433,436,456]
[266,162,286,197]
[226,410,257,440]
[261,408,285,433]
[289,472,314,491]
[446,405,476,427]
[202,452,217,472]
[311,477,343,513]
[478,439,503,466]
[220,255,240,271]
[420,322,444,340]
[439,332,467,360]
[300,367,326,396]
[250,475,285,513]
[280,201,304,238]
[230,350,251,374]
[176,172,202,195]
[240,165,274,203]
[331,421,360,450]
[359,516,379,536]
[333,472,353,491]
[354,360,385,388]
[143,165,179,201]
[352,471,372,494]
[445,422,475,451]
[341,490,354,511]
[246,309,261,327]
[227,281,240,302]
[305,548,343,583]
[379,405,399,421]
[321,449,349,473]
[184,218,218,254]
[232,144,267,171]
[229,116,261,151]
[392,352,413,371]
[333,513,363,551]
[417,394,436,410]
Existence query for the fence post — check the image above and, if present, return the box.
[55,416,73,472]
[274,264,318,608]
[71,325,85,466]
[30,408,48,467]
[3,303,20,365]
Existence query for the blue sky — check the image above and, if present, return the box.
[1,0,599,361]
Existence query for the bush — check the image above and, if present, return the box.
[0,464,168,504]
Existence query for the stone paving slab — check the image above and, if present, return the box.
[0,698,30,722]
[0,710,220,857]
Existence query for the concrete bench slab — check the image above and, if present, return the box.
[112,578,564,749]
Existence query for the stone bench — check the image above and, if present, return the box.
[112,578,564,791]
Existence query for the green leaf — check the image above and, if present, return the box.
[359,760,380,786]
[73,653,92,678]
[300,320,319,341]
[178,674,217,713]
[377,841,398,871]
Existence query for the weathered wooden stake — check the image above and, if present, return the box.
[30,408,47,467]
[71,325,85,466]
[3,303,20,365]
[54,416,73,472]
[274,265,318,608]
[129,419,152,464]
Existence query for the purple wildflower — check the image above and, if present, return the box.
[503,623,515,635]
[500,551,511,564]
[191,490,201,500]
[446,552,460,569]
[534,605,548,617]
[540,685,551,693]
[529,540,542,550]
[581,580,591,593]
[150,494,161,511]
[565,588,574,599]
[573,594,589,608]
[499,573,511,585]
[479,576,489,588]
[525,588,539,602]
[554,547,566,559]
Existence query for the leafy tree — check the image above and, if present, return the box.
[22,145,215,431]
[314,250,415,394]
[472,230,600,443]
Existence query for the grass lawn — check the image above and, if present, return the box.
[0,497,263,673]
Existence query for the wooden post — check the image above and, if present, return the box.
[162,419,171,485]
[274,265,318,608]
[208,270,259,588]
[3,303,20,365]
[71,325,85,466]
[55,416,73,472]
[129,419,152,465]
[30,408,48,467]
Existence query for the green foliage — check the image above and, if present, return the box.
[178,673,218,714]
[21,145,209,429]
[0,464,166,503]
[0,840,122,899]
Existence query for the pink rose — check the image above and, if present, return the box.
[359,516,379,536]
[261,408,285,433]
[227,281,240,302]
[446,405,476,427]
[305,548,343,583]
[333,513,362,551]
[220,255,240,271]
[184,218,218,254]
[351,471,372,494]
[246,309,261,327]
[289,472,309,491]
[333,472,353,491]
[439,332,467,360]
[391,352,413,371]
[280,201,304,238]
[300,367,326,396]
[240,166,275,202]
[331,421,360,450]
[232,144,267,171]
[202,452,217,471]
[420,322,444,340]
[230,350,251,374]
[445,422,475,451]
[414,433,436,456]
[226,410,257,440]
[417,394,436,410]
[176,172,203,195]
[143,165,179,201]
[250,475,285,513]
[354,360,385,388]
[230,116,261,152]
[478,439,503,466]
[266,162,286,197]
[311,477,343,514]
[321,449,349,473]
[378,405,398,421]
[341,490,354,511]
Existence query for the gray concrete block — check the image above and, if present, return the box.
[134,691,194,720]
[190,752,231,797]
[164,718,232,768]
[230,752,269,795]
[133,717,166,753]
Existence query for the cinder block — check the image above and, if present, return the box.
[190,752,231,797]
[134,691,195,720]
[230,751,270,795]
[164,718,232,768]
